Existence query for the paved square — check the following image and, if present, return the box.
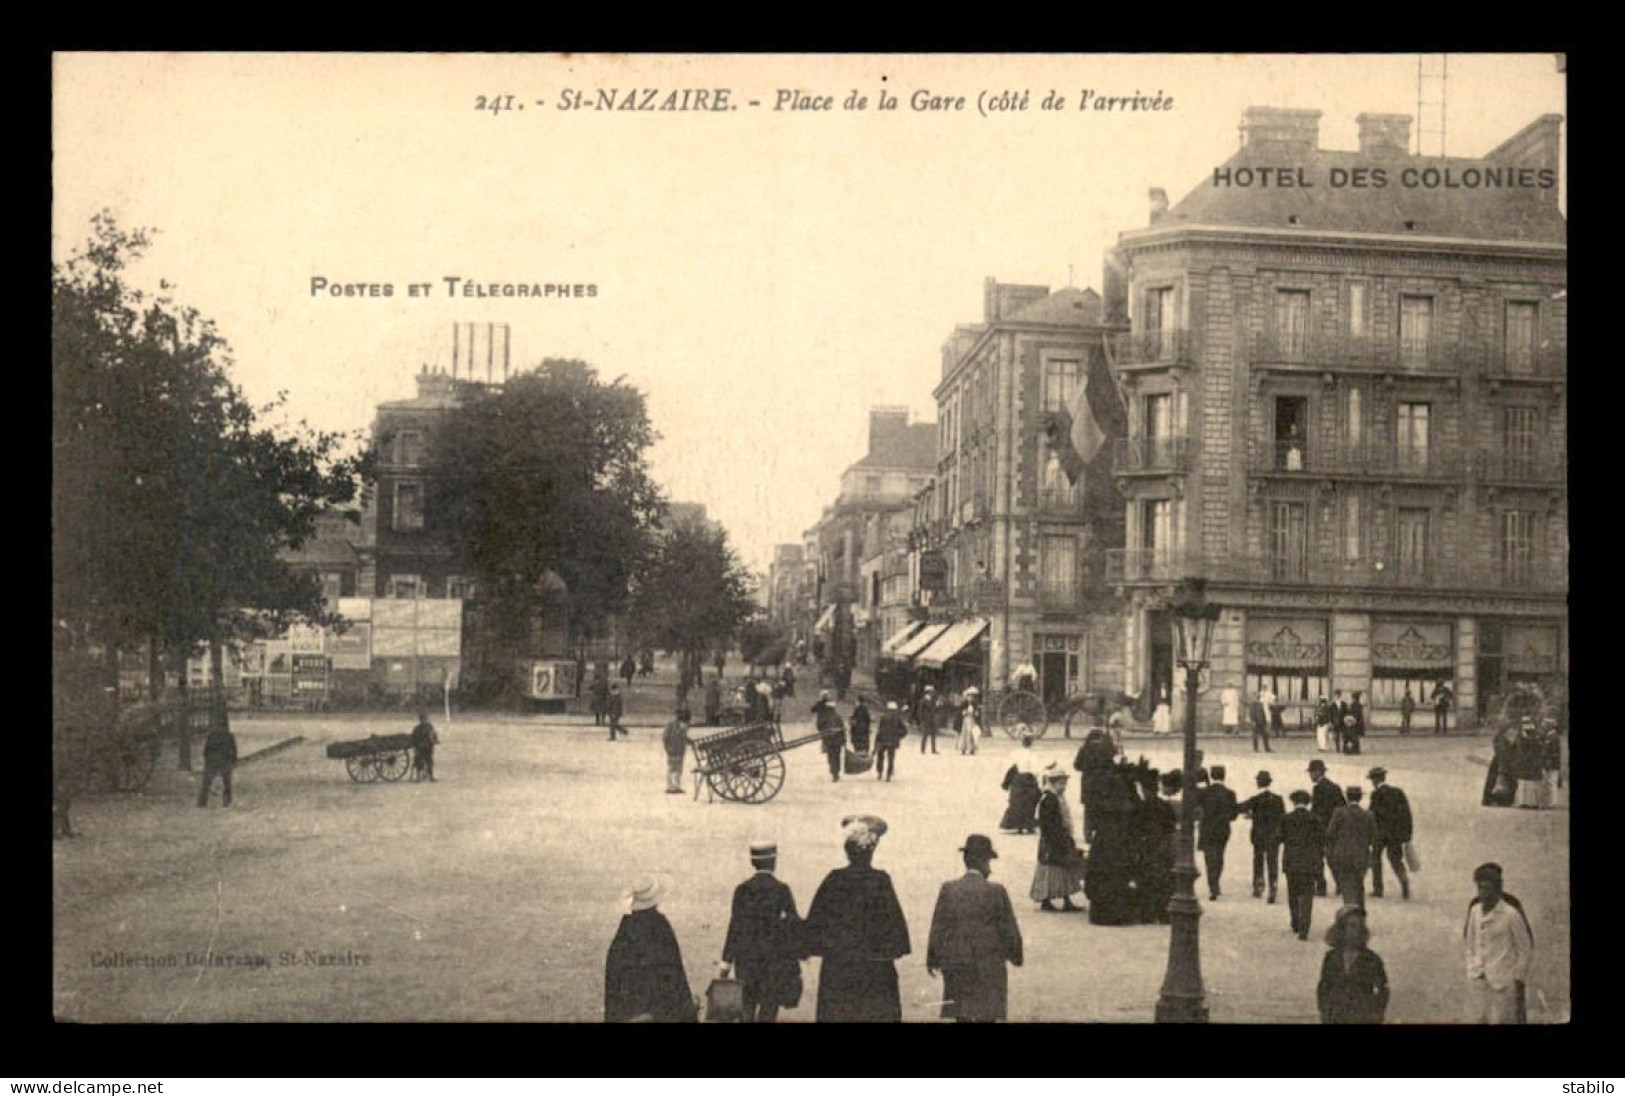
[53,715,1569,1022]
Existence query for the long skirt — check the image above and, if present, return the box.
[1152,704,1172,735]
[1541,770,1559,808]
[1000,773,1041,832]
[1030,860,1084,901]
[815,956,901,1023]
[1516,777,1544,808]
[1315,722,1331,751]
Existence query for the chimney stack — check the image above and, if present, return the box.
[1357,113,1413,158]
[1149,188,1169,224]
[1241,106,1322,152]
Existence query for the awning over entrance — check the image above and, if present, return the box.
[894,622,951,661]
[814,605,837,634]
[880,621,926,657]
[916,618,990,670]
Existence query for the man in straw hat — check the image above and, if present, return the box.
[604,874,697,1023]
[927,834,1024,1023]
[802,814,911,1022]
[720,840,804,1023]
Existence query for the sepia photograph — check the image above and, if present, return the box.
[50,52,1567,1025]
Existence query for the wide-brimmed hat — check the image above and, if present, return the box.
[1367,767,1387,781]
[622,874,669,913]
[959,834,998,859]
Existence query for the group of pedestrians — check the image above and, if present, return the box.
[605,817,1025,1023]
[1483,716,1563,809]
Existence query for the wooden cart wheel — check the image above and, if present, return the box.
[722,760,764,802]
[374,751,412,782]
[997,689,1049,738]
[108,737,158,792]
[742,753,786,804]
[705,769,736,802]
[346,755,380,783]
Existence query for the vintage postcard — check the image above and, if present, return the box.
[51,53,1566,1024]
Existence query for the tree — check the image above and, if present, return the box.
[627,516,757,691]
[428,360,664,697]
[53,214,370,765]
[737,620,789,668]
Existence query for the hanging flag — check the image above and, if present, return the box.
[1046,353,1127,486]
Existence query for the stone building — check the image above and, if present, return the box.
[904,279,1129,706]
[1104,107,1566,729]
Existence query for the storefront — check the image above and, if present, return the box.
[1369,618,1455,716]
[915,617,990,694]
[1244,615,1329,727]
[1030,632,1083,708]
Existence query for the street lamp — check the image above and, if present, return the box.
[1155,579,1222,1024]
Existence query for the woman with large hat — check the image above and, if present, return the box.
[802,815,912,1022]
[1030,766,1085,912]
[604,874,698,1022]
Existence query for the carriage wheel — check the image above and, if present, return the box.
[997,690,1049,738]
[346,755,380,783]
[105,735,157,792]
[705,769,740,802]
[375,751,412,782]
[723,760,765,801]
[740,753,785,804]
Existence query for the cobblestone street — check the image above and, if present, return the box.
[54,712,1569,1023]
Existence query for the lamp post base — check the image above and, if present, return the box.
[1154,996,1210,1024]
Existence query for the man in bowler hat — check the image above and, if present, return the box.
[720,840,805,1023]
[1197,764,1239,901]
[926,834,1024,1023]
[1238,770,1285,903]
[1281,790,1325,940]
[1368,767,1413,899]
[1308,759,1346,896]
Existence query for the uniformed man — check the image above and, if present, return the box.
[1238,770,1285,902]
[1308,759,1347,896]
[197,710,238,808]
[1197,764,1239,901]
[720,840,805,1023]
[1368,767,1413,900]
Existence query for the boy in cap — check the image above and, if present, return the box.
[1280,789,1325,939]
[1238,770,1284,902]
[1307,759,1346,896]
[1367,767,1413,899]
[662,708,690,794]
[720,840,804,1023]
[927,834,1024,1022]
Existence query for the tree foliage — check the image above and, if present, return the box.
[53,214,371,665]
[427,360,665,647]
[627,516,757,670]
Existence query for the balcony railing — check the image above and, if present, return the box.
[1485,343,1566,379]
[1113,435,1194,474]
[1252,330,1476,371]
[1110,328,1194,367]
[1478,448,1567,485]
[1107,548,1566,593]
[1253,438,1465,479]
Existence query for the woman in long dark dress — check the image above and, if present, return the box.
[1000,730,1041,834]
[1316,906,1389,1024]
[604,876,697,1023]
[1029,769,1084,912]
[802,815,911,1022]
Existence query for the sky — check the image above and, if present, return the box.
[52,54,1565,573]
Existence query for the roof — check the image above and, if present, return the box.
[1005,286,1105,327]
[283,538,358,569]
[851,422,937,471]
[1157,142,1565,246]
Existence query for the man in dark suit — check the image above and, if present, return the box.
[197,710,238,808]
[1308,760,1346,896]
[1197,764,1239,901]
[721,840,804,1023]
[1325,785,1378,910]
[1367,767,1413,900]
[1281,790,1325,940]
[916,685,940,754]
[1238,770,1285,903]
[606,684,626,741]
[926,834,1024,1023]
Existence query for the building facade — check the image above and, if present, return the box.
[1105,107,1567,729]
[907,279,1129,705]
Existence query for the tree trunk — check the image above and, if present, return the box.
[174,647,193,771]
[209,634,227,730]
[148,631,164,702]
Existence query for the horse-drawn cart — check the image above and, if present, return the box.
[325,734,415,783]
[687,720,830,804]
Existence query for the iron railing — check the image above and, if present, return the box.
[1113,435,1194,474]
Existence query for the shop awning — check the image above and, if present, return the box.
[894,622,951,661]
[814,605,837,634]
[880,621,926,657]
[916,618,990,670]
[1370,621,1454,673]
